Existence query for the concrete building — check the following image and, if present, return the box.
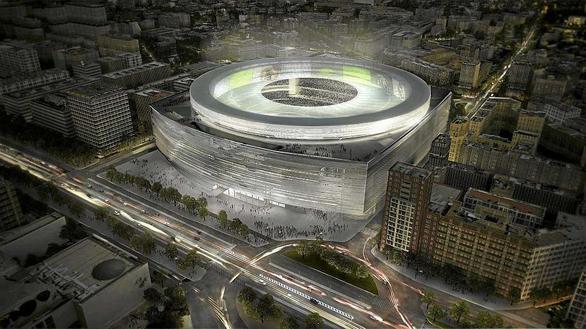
[507,59,533,92]
[463,188,546,228]
[421,199,586,300]
[532,74,567,102]
[0,69,69,96]
[71,61,102,78]
[52,47,99,71]
[567,269,586,329]
[96,35,140,56]
[426,133,451,169]
[0,237,151,329]
[1,76,92,122]
[117,52,142,68]
[30,93,76,137]
[129,88,173,133]
[66,83,134,149]
[459,60,481,90]
[440,162,492,192]
[102,62,172,89]
[379,163,433,253]
[0,42,41,78]
[0,178,23,232]
[543,102,582,124]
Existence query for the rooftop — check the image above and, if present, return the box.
[391,162,432,179]
[102,61,168,79]
[30,238,137,302]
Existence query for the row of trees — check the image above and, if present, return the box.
[0,111,97,167]
[422,291,505,328]
[105,168,210,220]
[386,250,498,298]
[217,210,249,237]
[297,240,369,279]
[238,287,324,329]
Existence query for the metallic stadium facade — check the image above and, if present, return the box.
[152,57,450,218]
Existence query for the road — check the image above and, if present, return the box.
[0,142,415,329]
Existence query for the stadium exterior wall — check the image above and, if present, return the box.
[152,93,450,218]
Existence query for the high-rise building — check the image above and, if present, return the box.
[507,59,533,92]
[0,42,41,78]
[0,177,23,232]
[379,163,432,253]
[459,60,481,90]
[66,83,134,149]
[542,102,582,124]
[567,269,586,329]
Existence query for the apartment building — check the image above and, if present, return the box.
[567,269,586,329]
[421,200,586,300]
[65,83,134,149]
[30,93,75,137]
[379,163,433,253]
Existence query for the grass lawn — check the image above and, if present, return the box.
[284,249,379,295]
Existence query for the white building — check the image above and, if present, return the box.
[66,83,134,149]
[567,269,586,329]
[543,102,582,124]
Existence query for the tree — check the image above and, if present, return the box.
[197,206,208,221]
[152,181,162,194]
[449,301,469,325]
[165,242,179,260]
[305,312,323,329]
[144,287,164,305]
[257,294,281,322]
[94,207,109,221]
[177,250,199,270]
[530,287,552,305]
[280,314,299,329]
[508,287,521,305]
[239,223,249,237]
[164,286,189,316]
[421,290,436,310]
[428,303,446,322]
[473,311,504,328]
[218,210,228,229]
[238,286,257,307]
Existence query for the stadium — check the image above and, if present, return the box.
[152,57,450,218]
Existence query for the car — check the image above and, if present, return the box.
[123,202,129,206]
[369,314,383,322]
[114,210,120,216]
[86,193,92,198]
[104,199,110,204]
[309,298,319,305]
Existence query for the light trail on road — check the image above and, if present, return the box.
[0,143,368,329]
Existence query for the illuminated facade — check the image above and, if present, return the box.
[152,57,450,218]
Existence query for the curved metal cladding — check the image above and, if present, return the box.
[152,110,369,215]
[363,92,451,215]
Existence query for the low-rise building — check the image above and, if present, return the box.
[102,62,172,89]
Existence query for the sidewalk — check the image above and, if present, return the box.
[371,248,533,312]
